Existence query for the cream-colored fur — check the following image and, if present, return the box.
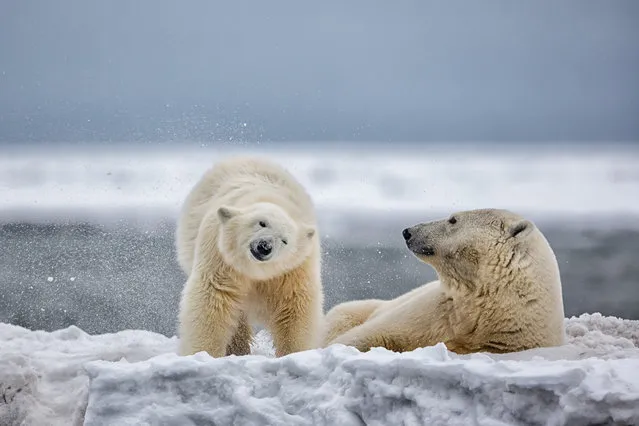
[324,208,566,354]
[176,156,324,358]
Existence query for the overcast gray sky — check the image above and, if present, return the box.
[1,0,638,143]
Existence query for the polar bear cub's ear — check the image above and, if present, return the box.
[508,219,534,239]
[302,224,316,240]
[217,206,242,223]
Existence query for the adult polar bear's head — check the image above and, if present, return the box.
[216,202,316,280]
[401,208,557,292]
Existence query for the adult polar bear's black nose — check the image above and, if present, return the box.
[402,228,412,241]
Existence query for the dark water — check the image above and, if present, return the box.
[1,216,638,337]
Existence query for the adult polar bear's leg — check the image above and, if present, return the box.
[323,281,444,348]
[328,312,408,353]
[329,282,453,353]
[322,299,385,346]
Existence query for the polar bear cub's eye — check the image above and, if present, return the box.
[282,239,288,245]
[259,221,268,228]
[448,216,457,225]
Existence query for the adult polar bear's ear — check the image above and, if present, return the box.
[302,224,316,239]
[508,219,534,239]
[217,206,242,223]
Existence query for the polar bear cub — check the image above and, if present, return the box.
[324,208,565,354]
[176,157,323,358]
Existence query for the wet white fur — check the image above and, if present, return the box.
[176,157,324,358]
[324,209,566,355]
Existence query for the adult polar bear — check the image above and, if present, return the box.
[324,209,565,354]
[176,157,323,358]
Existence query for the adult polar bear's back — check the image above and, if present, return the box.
[175,157,316,275]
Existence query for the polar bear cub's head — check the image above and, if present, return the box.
[402,208,557,291]
[216,202,316,280]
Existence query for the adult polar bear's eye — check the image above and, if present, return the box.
[448,216,457,225]
[259,221,268,228]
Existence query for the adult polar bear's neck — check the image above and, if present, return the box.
[439,230,566,352]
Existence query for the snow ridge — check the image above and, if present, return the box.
[1,313,638,426]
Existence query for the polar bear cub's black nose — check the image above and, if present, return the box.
[251,239,273,261]
[257,240,272,256]
[402,228,412,241]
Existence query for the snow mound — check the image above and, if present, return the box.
[1,313,638,426]
[0,324,177,425]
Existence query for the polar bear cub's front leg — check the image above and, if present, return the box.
[270,298,321,357]
[260,267,324,356]
[178,274,248,357]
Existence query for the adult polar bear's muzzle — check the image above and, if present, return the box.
[250,238,274,262]
[402,226,436,256]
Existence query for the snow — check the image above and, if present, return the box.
[1,314,639,426]
[2,147,639,223]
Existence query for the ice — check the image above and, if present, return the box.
[1,313,638,425]
[1,147,639,224]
